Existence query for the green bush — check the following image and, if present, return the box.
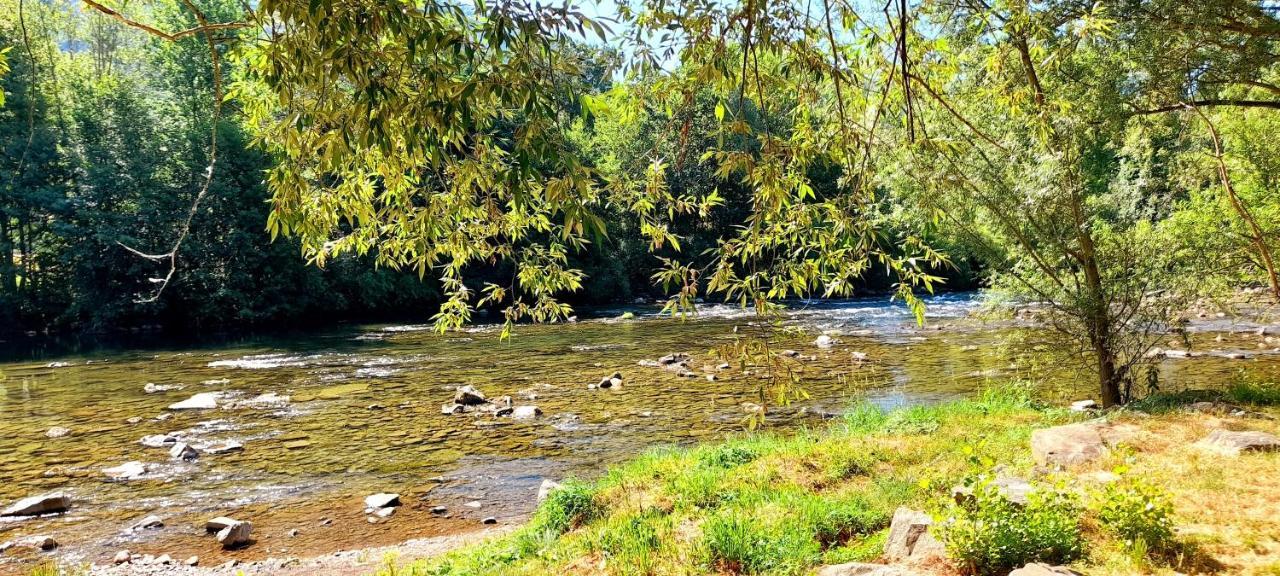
[529,480,600,535]
[701,510,819,575]
[700,444,760,468]
[939,476,1084,575]
[1094,478,1175,552]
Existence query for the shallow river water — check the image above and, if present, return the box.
[1,293,1277,572]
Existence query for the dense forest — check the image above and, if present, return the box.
[1,0,1278,405]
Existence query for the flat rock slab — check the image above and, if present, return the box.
[818,562,924,576]
[168,393,221,410]
[364,493,401,509]
[1195,429,1280,456]
[1009,563,1083,576]
[1032,423,1107,467]
[1,494,70,517]
[884,507,945,563]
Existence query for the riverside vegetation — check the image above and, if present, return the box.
[370,382,1280,576]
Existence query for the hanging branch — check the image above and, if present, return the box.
[114,0,227,303]
[80,0,249,42]
[1188,103,1280,302]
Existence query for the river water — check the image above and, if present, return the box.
[0,293,1276,572]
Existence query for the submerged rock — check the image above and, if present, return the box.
[814,334,837,348]
[481,516,497,524]
[130,515,165,531]
[441,403,466,415]
[1195,429,1280,455]
[9,535,58,551]
[168,392,221,410]
[140,434,179,448]
[103,461,148,480]
[204,440,245,455]
[1,493,70,517]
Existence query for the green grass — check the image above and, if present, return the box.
[349,381,1279,575]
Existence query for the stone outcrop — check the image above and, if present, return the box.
[1194,429,1280,455]
[1031,423,1107,467]
[883,507,945,563]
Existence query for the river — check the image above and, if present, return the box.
[0,293,1276,572]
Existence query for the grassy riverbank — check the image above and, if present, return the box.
[374,382,1280,576]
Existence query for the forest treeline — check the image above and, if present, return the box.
[1,0,1278,405]
[0,0,945,336]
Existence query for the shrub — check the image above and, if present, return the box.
[1094,477,1175,552]
[700,444,760,468]
[1226,380,1280,406]
[701,510,819,575]
[939,476,1084,575]
[529,480,600,535]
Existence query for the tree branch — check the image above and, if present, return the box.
[1133,99,1280,115]
[80,0,249,42]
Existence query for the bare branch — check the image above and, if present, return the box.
[80,0,249,42]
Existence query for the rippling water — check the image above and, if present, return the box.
[0,292,1276,572]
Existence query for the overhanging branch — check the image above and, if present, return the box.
[80,0,249,42]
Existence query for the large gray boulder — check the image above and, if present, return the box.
[884,507,945,563]
[1031,423,1107,467]
[1195,429,1280,456]
[1,494,70,517]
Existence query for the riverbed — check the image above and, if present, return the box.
[1,293,1277,573]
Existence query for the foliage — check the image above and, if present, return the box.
[939,475,1085,575]
[1093,476,1176,553]
[527,480,600,536]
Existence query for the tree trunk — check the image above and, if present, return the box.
[0,212,13,299]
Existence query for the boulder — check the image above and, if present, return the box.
[130,515,165,531]
[814,334,837,349]
[537,478,562,502]
[114,550,132,564]
[204,440,244,455]
[481,516,497,524]
[45,426,71,438]
[512,405,542,419]
[140,434,179,448]
[1009,563,1083,576]
[453,385,488,406]
[168,392,221,410]
[216,520,253,548]
[817,563,921,576]
[364,493,401,509]
[1,493,70,517]
[883,507,945,563]
[657,353,690,366]
[205,517,240,532]
[1194,429,1280,456]
[169,442,199,461]
[1031,424,1107,467]
[104,461,148,480]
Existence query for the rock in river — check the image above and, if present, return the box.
[140,434,179,448]
[1,493,70,517]
[454,385,488,406]
[169,442,199,461]
[168,392,221,410]
[512,405,542,419]
[103,461,148,480]
[204,440,245,455]
[215,520,253,548]
[130,515,165,531]
[44,426,71,439]
[364,493,401,509]
[814,334,837,348]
